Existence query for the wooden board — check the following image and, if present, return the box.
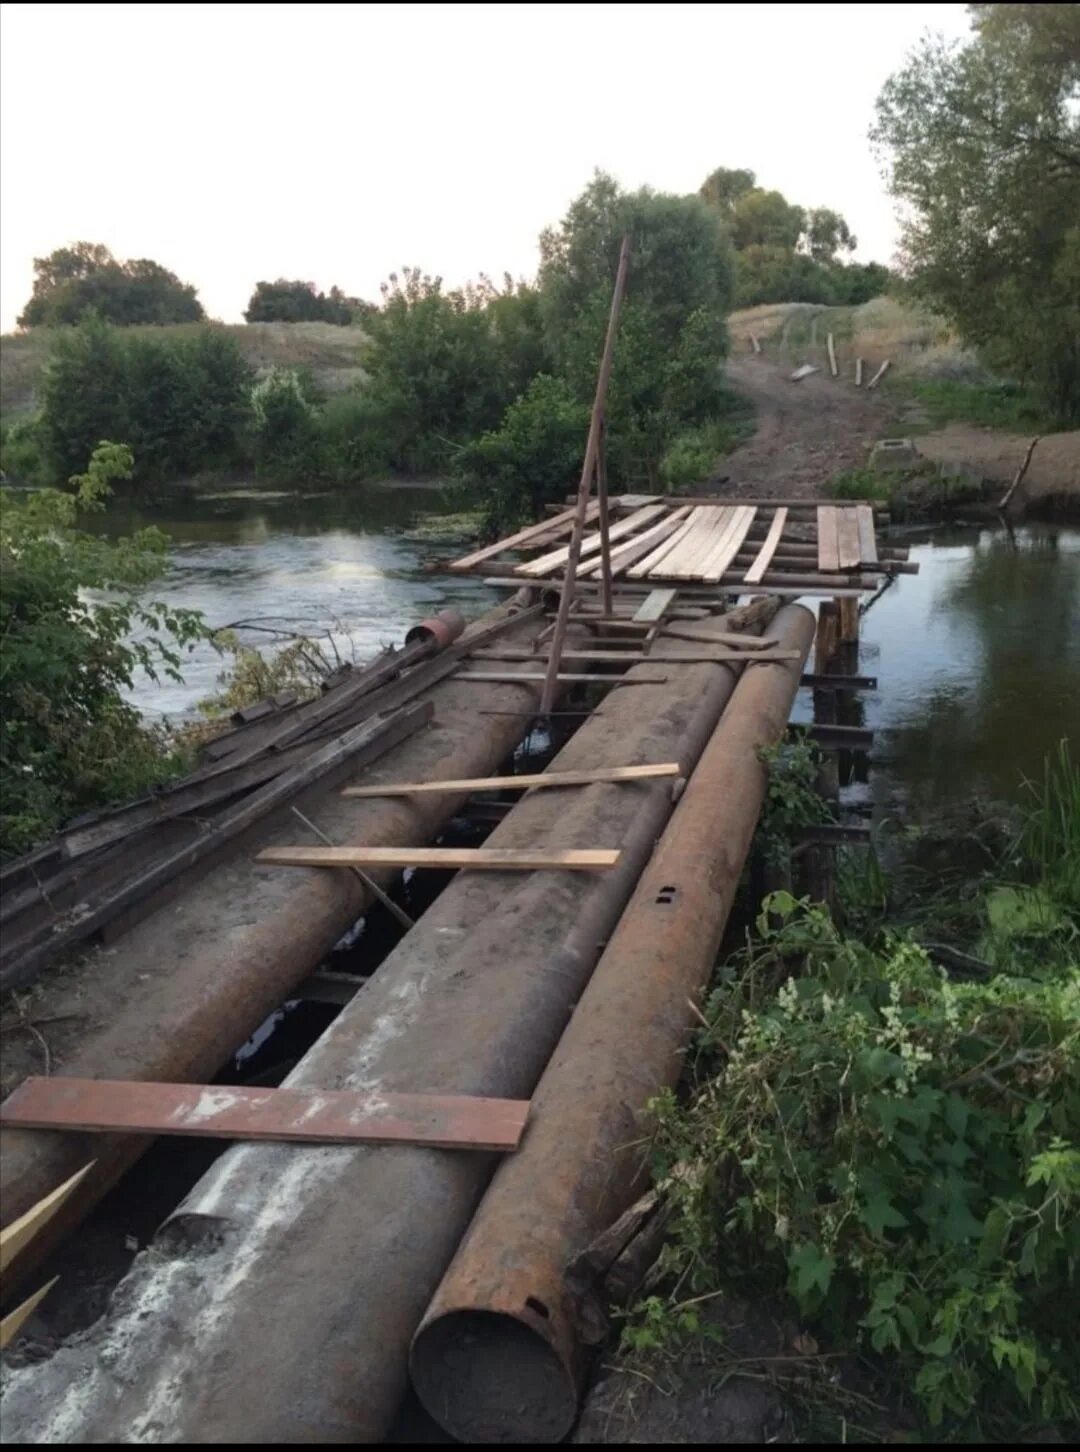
[449,503,597,572]
[579,508,691,578]
[656,507,726,579]
[256,846,621,871]
[0,1077,530,1153]
[659,624,779,649]
[855,504,878,566]
[743,507,788,584]
[817,506,840,572]
[626,508,705,579]
[633,589,678,622]
[515,505,666,578]
[343,763,680,797]
[836,508,862,570]
[700,505,758,582]
[0,1162,95,1273]
[455,671,669,684]
[469,647,796,663]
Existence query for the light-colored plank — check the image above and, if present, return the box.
[855,358,864,387]
[614,493,662,509]
[665,507,736,579]
[633,589,678,622]
[0,1162,95,1274]
[855,504,878,566]
[867,359,891,389]
[660,624,780,649]
[827,333,838,376]
[1,1279,59,1351]
[0,1078,531,1153]
[343,763,680,798]
[578,508,691,578]
[836,509,862,570]
[468,648,794,663]
[257,846,620,871]
[515,505,666,578]
[449,503,598,572]
[700,505,758,582]
[627,508,706,579]
[455,671,670,684]
[743,507,789,583]
[817,506,840,572]
[652,507,722,579]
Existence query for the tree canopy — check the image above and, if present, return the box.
[19,243,205,328]
[244,279,364,325]
[873,3,1080,421]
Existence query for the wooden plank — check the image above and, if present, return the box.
[455,671,669,684]
[686,504,745,581]
[626,508,705,579]
[343,763,680,798]
[855,358,864,387]
[515,505,667,578]
[664,507,734,579]
[467,648,797,663]
[256,846,620,871]
[817,506,841,572]
[743,507,789,584]
[0,1077,530,1153]
[613,493,662,509]
[700,505,758,582]
[448,504,597,572]
[855,505,878,566]
[579,508,691,578]
[0,1162,95,1273]
[836,508,862,570]
[633,589,678,622]
[1,1278,60,1351]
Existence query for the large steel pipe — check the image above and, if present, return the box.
[0,600,547,1284]
[0,634,764,1443]
[411,603,815,1444]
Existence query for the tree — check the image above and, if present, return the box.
[244,279,358,325]
[539,172,735,486]
[731,189,805,251]
[803,207,857,261]
[873,4,1080,421]
[19,244,204,327]
[699,166,757,215]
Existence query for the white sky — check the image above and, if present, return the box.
[0,2,973,332]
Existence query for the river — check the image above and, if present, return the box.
[107,488,1079,811]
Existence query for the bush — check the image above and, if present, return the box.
[251,366,322,479]
[659,418,747,493]
[452,374,588,535]
[0,443,205,856]
[649,894,1080,1434]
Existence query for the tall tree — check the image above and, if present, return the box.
[19,244,204,327]
[699,166,756,215]
[873,3,1080,421]
[803,207,857,261]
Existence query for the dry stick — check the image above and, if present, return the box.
[290,807,415,931]
[998,435,1040,512]
[540,235,632,716]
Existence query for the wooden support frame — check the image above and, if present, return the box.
[0,1078,530,1153]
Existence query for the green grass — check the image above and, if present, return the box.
[908,377,1055,433]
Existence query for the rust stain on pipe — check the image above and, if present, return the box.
[410,604,816,1444]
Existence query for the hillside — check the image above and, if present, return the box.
[0,320,368,421]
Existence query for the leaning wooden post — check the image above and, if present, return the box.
[595,416,614,617]
[539,235,632,716]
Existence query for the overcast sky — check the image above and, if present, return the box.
[0,2,973,332]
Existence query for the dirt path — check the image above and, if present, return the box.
[915,421,1080,506]
[713,356,897,497]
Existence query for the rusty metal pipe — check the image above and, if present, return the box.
[410,604,816,1444]
[0,638,762,1443]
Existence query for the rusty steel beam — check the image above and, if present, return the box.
[0,633,766,1444]
[410,603,816,1444]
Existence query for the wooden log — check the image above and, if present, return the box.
[827,332,838,377]
[256,846,621,871]
[343,764,680,798]
[0,1078,530,1153]
[867,359,891,389]
[855,357,864,387]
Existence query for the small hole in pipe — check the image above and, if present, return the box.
[525,1296,550,1320]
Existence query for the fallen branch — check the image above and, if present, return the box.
[998,435,1040,512]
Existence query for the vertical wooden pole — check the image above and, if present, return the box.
[539,236,632,716]
[595,416,614,618]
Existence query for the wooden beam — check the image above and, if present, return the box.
[633,589,678,622]
[743,507,788,584]
[817,506,840,572]
[827,332,838,377]
[448,504,598,572]
[256,846,621,871]
[343,764,680,798]
[515,504,666,578]
[456,671,669,685]
[0,1077,530,1153]
[0,1162,95,1273]
[836,508,862,570]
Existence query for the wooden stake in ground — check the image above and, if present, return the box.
[540,236,632,716]
[998,435,1040,512]
[867,359,891,389]
[855,358,864,387]
[826,332,838,377]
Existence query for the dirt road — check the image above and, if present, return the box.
[713,356,896,497]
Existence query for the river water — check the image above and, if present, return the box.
[108,488,1079,811]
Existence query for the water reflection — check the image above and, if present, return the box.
[97,484,497,716]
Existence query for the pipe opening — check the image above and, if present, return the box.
[411,1309,577,1444]
[524,1295,550,1320]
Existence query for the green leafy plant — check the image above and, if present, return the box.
[0,443,206,855]
[643,896,1080,1435]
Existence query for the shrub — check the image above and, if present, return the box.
[649,894,1080,1434]
[251,366,322,479]
[0,443,205,855]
